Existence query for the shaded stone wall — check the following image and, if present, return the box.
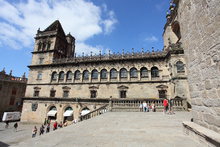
[177,0,220,133]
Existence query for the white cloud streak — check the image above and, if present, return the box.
[0,0,117,53]
[145,36,158,42]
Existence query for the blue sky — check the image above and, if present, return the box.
[0,0,169,77]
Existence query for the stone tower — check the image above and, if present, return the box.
[31,20,75,65]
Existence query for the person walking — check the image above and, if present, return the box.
[163,98,168,114]
[5,121,9,129]
[46,124,50,133]
[143,101,147,112]
[53,121,58,130]
[39,125,45,135]
[168,99,175,115]
[151,103,156,112]
[32,126,38,138]
[139,103,143,112]
[14,122,18,132]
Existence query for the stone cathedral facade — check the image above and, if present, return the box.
[21,13,190,123]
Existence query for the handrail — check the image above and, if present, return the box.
[80,104,109,121]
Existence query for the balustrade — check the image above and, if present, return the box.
[111,98,185,110]
[80,104,109,121]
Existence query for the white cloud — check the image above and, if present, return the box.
[145,36,158,42]
[0,0,117,52]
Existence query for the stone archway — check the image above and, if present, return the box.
[63,106,74,123]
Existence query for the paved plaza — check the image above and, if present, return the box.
[0,112,202,147]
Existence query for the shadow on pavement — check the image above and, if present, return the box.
[0,141,9,147]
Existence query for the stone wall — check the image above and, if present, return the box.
[177,0,220,133]
[21,100,102,123]
[0,81,26,119]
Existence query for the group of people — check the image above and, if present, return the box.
[5,121,18,132]
[139,99,175,114]
[32,119,69,138]
[163,98,174,114]
[139,102,156,112]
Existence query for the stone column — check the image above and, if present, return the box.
[117,71,120,81]
[98,72,101,82]
[107,72,110,82]
[148,70,151,80]
[128,71,131,81]
[138,70,141,81]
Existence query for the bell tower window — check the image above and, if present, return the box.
[39,58,44,64]
[37,72,42,80]
[47,42,51,50]
[38,42,42,51]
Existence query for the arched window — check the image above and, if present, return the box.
[42,43,46,51]
[151,67,159,78]
[66,71,73,80]
[81,107,90,116]
[65,107,73,111]
[130,67,137,78]
[74,70,80,80]
[176,61,185,73]
[48,106,57,120]
[100,69,107,79]
[59,71,65,81]
[51,72,58,81]
[91,69,98,79]
[110,68,117,79]
[83,70,89,80]
[172,21,181,40]
[140,67,148,78]
[120,68,127,78]
[50,106,57,111]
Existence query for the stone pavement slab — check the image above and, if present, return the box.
[1,112,202,147]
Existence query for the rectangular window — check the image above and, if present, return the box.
[0,84,2,91]
[9,96,15,105]
[63,91,69,98]
[37,73,42,80]
[120,90,126,98]
[50,90,56,97]
[90,90,97,98]
[33,91,39,97]
[39,58,44,64]
[159,90,167,99]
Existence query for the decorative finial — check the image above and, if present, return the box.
[9,70,12,76]
[99,50,101,55]
[22,72,26,79]
[108,50,111,56]
[152,47,154,52]
[142,48,144,54]
[122,49,124,55]
[82,52,84,57]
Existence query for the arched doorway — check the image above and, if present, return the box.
[47,106,57,121]
[80,107,90,116]
[63,107,74,122]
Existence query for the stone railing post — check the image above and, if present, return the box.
[182,98,187,110]
[109,98,113,111]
